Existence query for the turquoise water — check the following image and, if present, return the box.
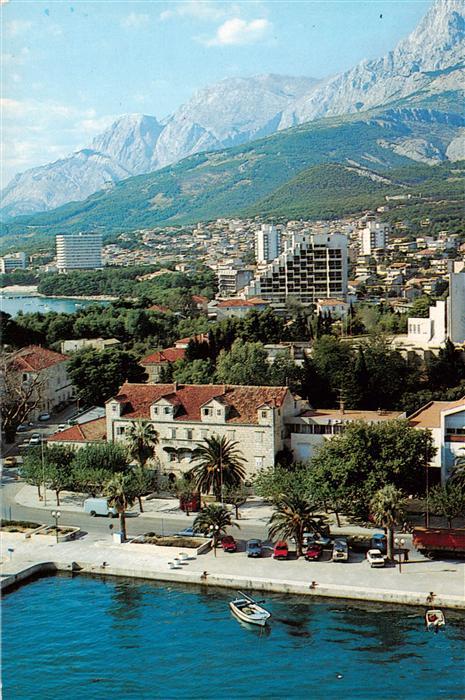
[2,575,464,700]
[0,294,107,317]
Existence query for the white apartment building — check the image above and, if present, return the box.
[243,232,348,306]
[0,251,26,273]
[407,272,465,347]
[56,232,102,272]
[255,224,281,264]
[216,266,253,298]
[106,382,301,478]
[360,219,390,255]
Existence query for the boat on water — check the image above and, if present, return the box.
[229,592,271,627]
[425,609,445,630]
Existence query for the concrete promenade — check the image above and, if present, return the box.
[1,527,464,610]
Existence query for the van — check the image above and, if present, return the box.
[83,498,118,517]
[370,533,387,555]
[332,537,349,562]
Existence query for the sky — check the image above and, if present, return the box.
[2,0,432,183]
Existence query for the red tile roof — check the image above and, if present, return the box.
[301,408,404,422]
[216,298,268,308]
[10,345,69,372]
[47,417,106,443]
[408,398,465,429]
[192,295,208,304]
[147,304,171,314]
[141,347,186,365]
[111,382,289,424]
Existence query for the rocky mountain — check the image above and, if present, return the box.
[1,0,464,219]
[279,0,465,128]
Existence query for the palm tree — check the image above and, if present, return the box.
[126,421,159,512]
[104,473,136,542]
[268,494,324,558]
[193,504,239,556]
[449,450,465,488]
[189,435,246,502]
[370,484,405,561]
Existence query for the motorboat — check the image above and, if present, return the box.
[229,591,271,627]
[425,609,445,630]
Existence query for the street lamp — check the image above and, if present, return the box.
[51,510,61,543]
[209,524,220,557]
[394,537,405,573]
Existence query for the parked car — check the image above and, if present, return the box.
[305,532,332,548]
[366,549,386,568]
[29,433,42,446]
[221,535,237,553]
[3,456,17,467]
[57,424,67,432]
[16,423,29,433]
[370,533,387,555]
[83,498,118,518]
[246,539,263,558]
[332,537,349,562]
[174,527,208,538]
[38,412,51,421]
[305,543,323,561]
[273,541,289,560]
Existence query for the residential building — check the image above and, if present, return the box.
[47,417,106,450]
[56,232,102,271]
[209,297,270,320]
[140,348,186,382]
[409,397,465,483]
[407,272,465,348]
[216,266,254,298]
[106,382,300,478]
[360,219,390,255]
[61,338,120,353]
[287,407,405,462]
[255,224,281,264]
[316,298,350,318]
[8,345,74,419]
[0,251,27,273]
[243,232,348,306]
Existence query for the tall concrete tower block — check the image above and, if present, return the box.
[255,224,281,264]
[448,272,465,344]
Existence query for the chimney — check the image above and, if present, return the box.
[173,381,178,392]
[339,398,345,414]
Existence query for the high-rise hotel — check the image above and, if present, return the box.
[56,232,103,272]
[243,231,348,306]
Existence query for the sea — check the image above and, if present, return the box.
[0,293,108,317]
[2,575,464,700]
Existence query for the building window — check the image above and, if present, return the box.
[255,456,264,469]
[153,407,158,415]
[186,429,193,440]
[216,409,222,416]
[170,428,176,439]
[203,408,212,416]
[261,410,268,418]
[111,404,118,413]
[116,426,125,436]
[164,406,171,415]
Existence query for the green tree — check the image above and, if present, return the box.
[72,443,130,495]
[68,347,147,407]
[308,421,434,519]
[189,435,246,501]
[254,464,309,503]
[171,358,214,384]
[193,504,239,555]
[126,421,159,469]
[223,484,249,519]
[410,295,432,318]
[174,474,197,516]
[21,448,45,500]
[42,445,76,506]
[104,473,136,542]
[429,482,465,528]
[370,485,405,560]
[449,450,465,488]
[128,465,158,513]
[268,494,323,557]
[215,340,270,386]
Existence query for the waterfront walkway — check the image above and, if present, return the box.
[2,526,464,609]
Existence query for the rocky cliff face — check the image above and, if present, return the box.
[2,0,463,218]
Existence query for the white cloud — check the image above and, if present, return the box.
[121,12,149,29]
[2,98,117,182]
[5,20,32,36]
[160,1,238,23]
[205,17,272,46]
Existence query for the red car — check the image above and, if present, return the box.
[221,535,237,553]
[273,541,289,560]
[305,543,323,561]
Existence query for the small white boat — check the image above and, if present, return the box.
[229,591,271,627]
[425,609,445,630]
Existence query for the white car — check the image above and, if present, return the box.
[29,433,42,446]
[57,424,67,432]
[367,548,385,568]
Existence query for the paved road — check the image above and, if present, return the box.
[0,482,268,541]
